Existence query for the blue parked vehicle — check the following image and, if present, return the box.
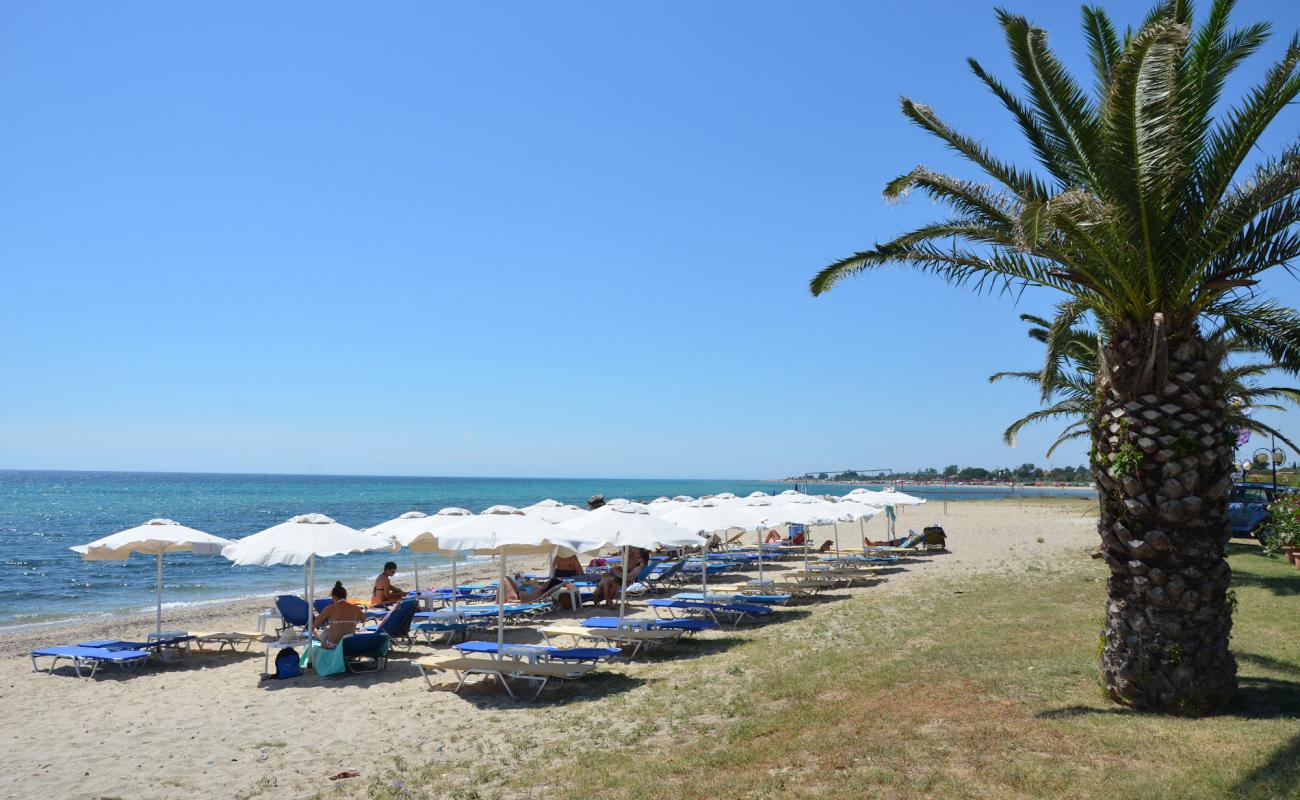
[1228,482,1297,539]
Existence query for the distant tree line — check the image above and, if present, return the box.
[799,463,1090,483]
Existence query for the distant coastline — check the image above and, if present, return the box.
[773,478,1096,491]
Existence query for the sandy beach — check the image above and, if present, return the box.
[0,499,1099,800]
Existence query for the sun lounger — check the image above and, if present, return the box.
[539,624,680,659]
[673,591,791,606]
[31,645,152,678]
[453,641,620,663]
[413,655,596,699]
[274,595,310,633]
[644,559,686,590]
[190,631,268,653]
[79,635,195,662]
[304,632,391,676]
[362,599,418,650]
[647,598,772,627]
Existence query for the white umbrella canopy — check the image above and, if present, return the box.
[222,514,390,666]
[72,519,235,634]
[773,489,820,504]
[878,488,927,506]
[559,502,704,550]
[671,495,695,502]
[559,503,704,626]
[660,501,758,535]
[646,499,692,517]
[436,506,599,654]
[366,509,475,591]
[522,500,588,524]
[222,513,387,566]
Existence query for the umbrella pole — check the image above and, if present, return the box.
[756,528,764,583]
[155,552,163,635]
[701,534,708,598]
[618,546,629,628]
[451,554,458,612]
[306,554,316,668]
[413,553,420,593]
[834,522,841,561]
[496,555,506,656]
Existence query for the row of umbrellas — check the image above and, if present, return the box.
[70,488,927,653]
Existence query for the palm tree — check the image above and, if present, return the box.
[991,314,1300,456]
[810,1,1300,712]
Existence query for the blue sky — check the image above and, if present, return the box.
[2,1,1298,479]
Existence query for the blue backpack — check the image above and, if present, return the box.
[274,647,301,679]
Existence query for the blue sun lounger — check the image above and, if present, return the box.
[453,641,621,663]
[458,603,553,619]
[414,619,492,645]
[647,598,773,628]
[673,591,792,606]
[582,615,718,634]
[78,635,195,662]
[31,645,152,678]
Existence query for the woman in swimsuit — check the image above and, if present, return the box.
[314,581,367,648]
[371,561,406,606]
[591,547,648,608]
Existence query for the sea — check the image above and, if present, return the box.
[0,470,1094,631]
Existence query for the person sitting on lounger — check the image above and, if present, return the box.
[505,552,587,601]
[315,581,367,648]
[819,540,833,552]
[371,562,406,606]
[765,530,782,544]
[591,547,648,609]
[498,574,576,604]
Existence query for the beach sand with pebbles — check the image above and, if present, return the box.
[0,498,1099,800]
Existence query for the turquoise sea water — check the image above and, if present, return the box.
[0,470,1093,630]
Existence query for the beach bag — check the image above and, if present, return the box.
[274,647,301,679]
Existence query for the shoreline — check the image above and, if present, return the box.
[0,495,1090,636]
[0,499,1100,798]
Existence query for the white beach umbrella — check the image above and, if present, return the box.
[646,499,692,516]
[222,513,390,665]
[437,506,596,654]
[659,501,755,538]
[368,508,475,594]
[660,500,762,597]
[671,495,694,502]
[879,488,927,506]
[71,519,235,635]
[740,501,852,572]
[521,500,589,524]
[560,502,704,626]
[838,493,890,545]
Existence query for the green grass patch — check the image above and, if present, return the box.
[506,545,1300,799]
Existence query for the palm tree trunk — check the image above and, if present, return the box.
[1092,320,1237,712]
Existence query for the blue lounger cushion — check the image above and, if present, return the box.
[34,645,151,662]
[673,592,791,605]
[648,599,772,615]
[453,641,620,661]
[31,645,152,677]
[582,615,718,632]
[77,636,193,650]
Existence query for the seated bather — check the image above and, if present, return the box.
[590,547,649,609]
[315,581,368,648]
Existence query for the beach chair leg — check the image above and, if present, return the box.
[495,672,518,700]
[528,676,548,701]
[415,663,436,691]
